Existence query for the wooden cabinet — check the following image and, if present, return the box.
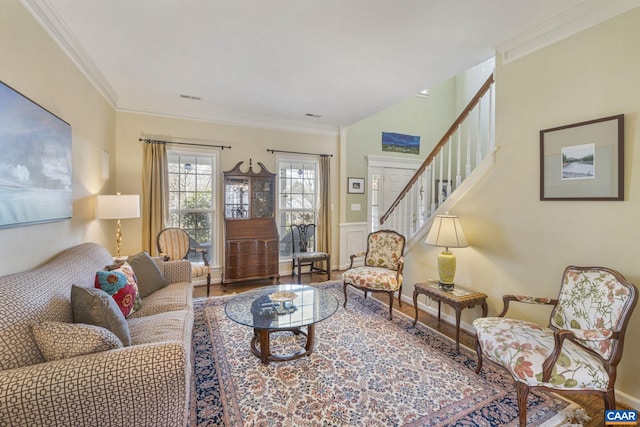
[222,160,280,286]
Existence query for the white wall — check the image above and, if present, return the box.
[0,0,116,275]
[403,7,640,405]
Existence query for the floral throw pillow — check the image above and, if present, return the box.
[95,262,142,318]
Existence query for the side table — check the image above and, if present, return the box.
[412,281,488,351]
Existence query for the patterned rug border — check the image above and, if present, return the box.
[191,281,576,426]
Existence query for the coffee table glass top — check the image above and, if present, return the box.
[225,284,339,330]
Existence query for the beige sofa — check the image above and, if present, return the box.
[0,243,194,426]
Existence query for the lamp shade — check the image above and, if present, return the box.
[425,213,468,249]
[96,194,140,219]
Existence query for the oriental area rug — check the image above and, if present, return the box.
[190,281,581,426]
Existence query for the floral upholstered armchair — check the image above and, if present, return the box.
[473,266,638,427]
[342,230,405,319]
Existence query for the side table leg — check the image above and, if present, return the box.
[437,301,442,322]
[455,309,462,351]
[412,290,419,326]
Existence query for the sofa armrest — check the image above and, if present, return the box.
[0,342,190,427]
[162,259,192,284]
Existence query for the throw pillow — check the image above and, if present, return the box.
[96,262,142,317]
[32,321,123,362]
[71,285,131,346]
[127,251,168,298]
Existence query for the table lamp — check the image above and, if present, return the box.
[96,193,140,258]
[425,212,468,289]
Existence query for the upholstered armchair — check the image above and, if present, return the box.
[157,227,211,296]
[342,230,406,319]
[473,266,637,427]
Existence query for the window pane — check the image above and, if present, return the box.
[277,158,318,258]
[167,150,216,262]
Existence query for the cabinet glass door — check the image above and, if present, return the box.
[252,177,274,218]
[224,177,249,218]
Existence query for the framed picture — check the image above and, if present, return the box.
[381,132,420,155]
[435,179,450,202]
[0,81,72,228]
[540,114,624,201]
[348,177,365,194]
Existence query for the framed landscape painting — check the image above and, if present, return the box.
[540,114,623,201]
[382,132,420,155]
[0,81,72,228]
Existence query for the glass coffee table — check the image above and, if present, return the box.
[225,284,339,365]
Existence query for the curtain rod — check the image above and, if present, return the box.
[139,138,231,150]
[267,149,332,157]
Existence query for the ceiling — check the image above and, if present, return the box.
[22,0,636,134]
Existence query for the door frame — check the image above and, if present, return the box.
[366,155,423,233]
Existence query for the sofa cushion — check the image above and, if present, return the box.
[128,309,194,346]
[71,285,131,346]
[96,262,142,317]
[128,282,193,319]
[128,251,168,298]
[32,321,122,361]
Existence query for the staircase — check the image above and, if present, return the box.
[379,73,496,245]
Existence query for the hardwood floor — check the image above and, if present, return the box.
[193,270,605,426]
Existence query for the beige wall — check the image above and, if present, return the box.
[0,0,116,275]
[115,112,340,275]
[404,7,640,404]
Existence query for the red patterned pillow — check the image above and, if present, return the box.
[95,262,142,317]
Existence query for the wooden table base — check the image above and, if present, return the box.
[250,325,315,365]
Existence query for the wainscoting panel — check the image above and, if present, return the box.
[339,222,368,270]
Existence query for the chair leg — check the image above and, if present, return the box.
[297,261,302,284]
[397,284,403,308]
[474,338,483,374]
[343,283,348,308]
[326,255,331,281]
[388,291,394,320]
[206,273,211,298]
[604,389,616,411]
[515,381,529,427]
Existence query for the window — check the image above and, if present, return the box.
[167,149,217,264]
[277,157,319,258]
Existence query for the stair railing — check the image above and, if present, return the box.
[379,73,495,239]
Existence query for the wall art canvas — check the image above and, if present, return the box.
[382,132,420,155]
[0,81,72,228]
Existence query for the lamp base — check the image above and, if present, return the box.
[437,249,457,288]
[438,282,455,291]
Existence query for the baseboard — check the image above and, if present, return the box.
[616,390,640,410]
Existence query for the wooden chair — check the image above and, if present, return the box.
[157,227,211,296]
[342,230,405,319]
[473,266,638,427]
[290,224,330,284]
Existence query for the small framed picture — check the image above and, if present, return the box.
[348,177,365,194]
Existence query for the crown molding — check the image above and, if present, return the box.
[20,0,118,107]
[498,0,640,63]
[116,99,340,137]
[21,0,339,136]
